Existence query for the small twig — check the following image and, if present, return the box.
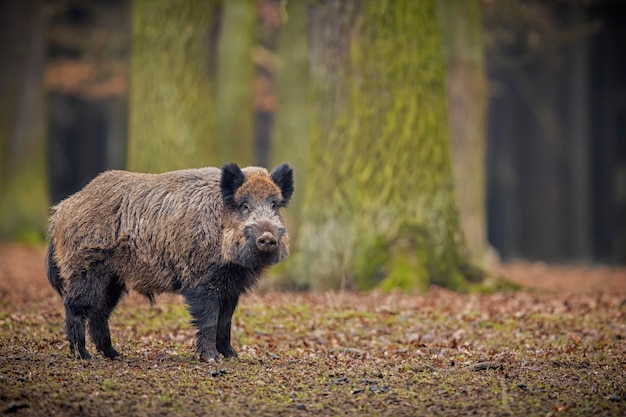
[463,361,503,372]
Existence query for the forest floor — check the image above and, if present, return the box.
[0,243,625,416]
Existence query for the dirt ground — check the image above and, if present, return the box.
[1,243,625,416]
[1,243,624,305]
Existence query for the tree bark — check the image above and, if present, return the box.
[566,6,591,261]
[0,0,49,242]
[438,0,488,262]
[217,0,255,166]
[263,0,312,288]
[296,0,481,291]
[128,0,221,172]
[272,0,310,229]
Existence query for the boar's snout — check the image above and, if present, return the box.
[256,231,278,252]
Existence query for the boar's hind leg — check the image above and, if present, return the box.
[216,295,239,358]
[64,266,123,360]
[183,289,220,362]
[87,276,125,359]
[64,286,92,360]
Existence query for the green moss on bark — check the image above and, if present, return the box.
[0,1,48,242]
[273,0,311,224]
[0,144,48,243]
[438,0,488,262]
[264,1,314,290]
[217,0,255,165]
[297,0,482,291]
[128,0,220,173]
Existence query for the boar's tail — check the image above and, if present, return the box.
[46,242,65,297]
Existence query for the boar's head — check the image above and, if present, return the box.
[220,163,293,269]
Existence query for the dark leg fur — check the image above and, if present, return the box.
[88,309,119,359]
[183,288,220,362]
[216,295,239,358]
[87,277,125,359]
[64,297,91,360]
[195,326,219,362]
[64,265,124,360]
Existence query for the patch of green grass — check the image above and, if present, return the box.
[101,378,118,392]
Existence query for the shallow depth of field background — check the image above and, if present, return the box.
[0,1,625,415]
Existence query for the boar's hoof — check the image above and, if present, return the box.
[70,344,92,360]
[101,347,120,360]
[256,232,277,252]
[218,344,238,359]
[199,348,221,363]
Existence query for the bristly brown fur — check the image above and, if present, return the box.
[47,163,294,362]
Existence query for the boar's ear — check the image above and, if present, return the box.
[270,163,294,205]
[221,163,245,207]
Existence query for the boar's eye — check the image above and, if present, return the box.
[270,197,281,210]
[241,202,251,214]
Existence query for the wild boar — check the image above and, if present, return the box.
[46,163,294,362]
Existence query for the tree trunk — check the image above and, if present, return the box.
[438,0,488,262]
[272,0,310,226]
[128,0,221,172]
[297,0,481,291]
[565,5,591,261]
[264,0,312,289]
[45,1,130,203]
[0,0,49,242]
[217,0,255,165]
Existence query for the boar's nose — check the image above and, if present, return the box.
[256,232,278,252]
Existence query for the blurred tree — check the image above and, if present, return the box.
[272,0,310,227]
[0,0,49,242]
[128,0,221,172]
[295,0,482,291]
[45,0,130,204]
[253,0,281,168]
[482,0,623,263]
[264,0,311,289]
[217,0,255,165]
[438,0,487,262]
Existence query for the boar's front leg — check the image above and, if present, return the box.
[216,294,239,358]
[183,287,220,362]
[87,274,125,359]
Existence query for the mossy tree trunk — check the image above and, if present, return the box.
[217,0,255,166]
[272,0,311,230]
[253,0,282,169]
[0,0,49,242]
[129,0,222,173]
[438,0,488,262]
[297,0,482,291]
[265,0,312,288]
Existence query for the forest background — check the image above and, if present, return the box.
[0,0,625,290]
[1,1,626,416]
